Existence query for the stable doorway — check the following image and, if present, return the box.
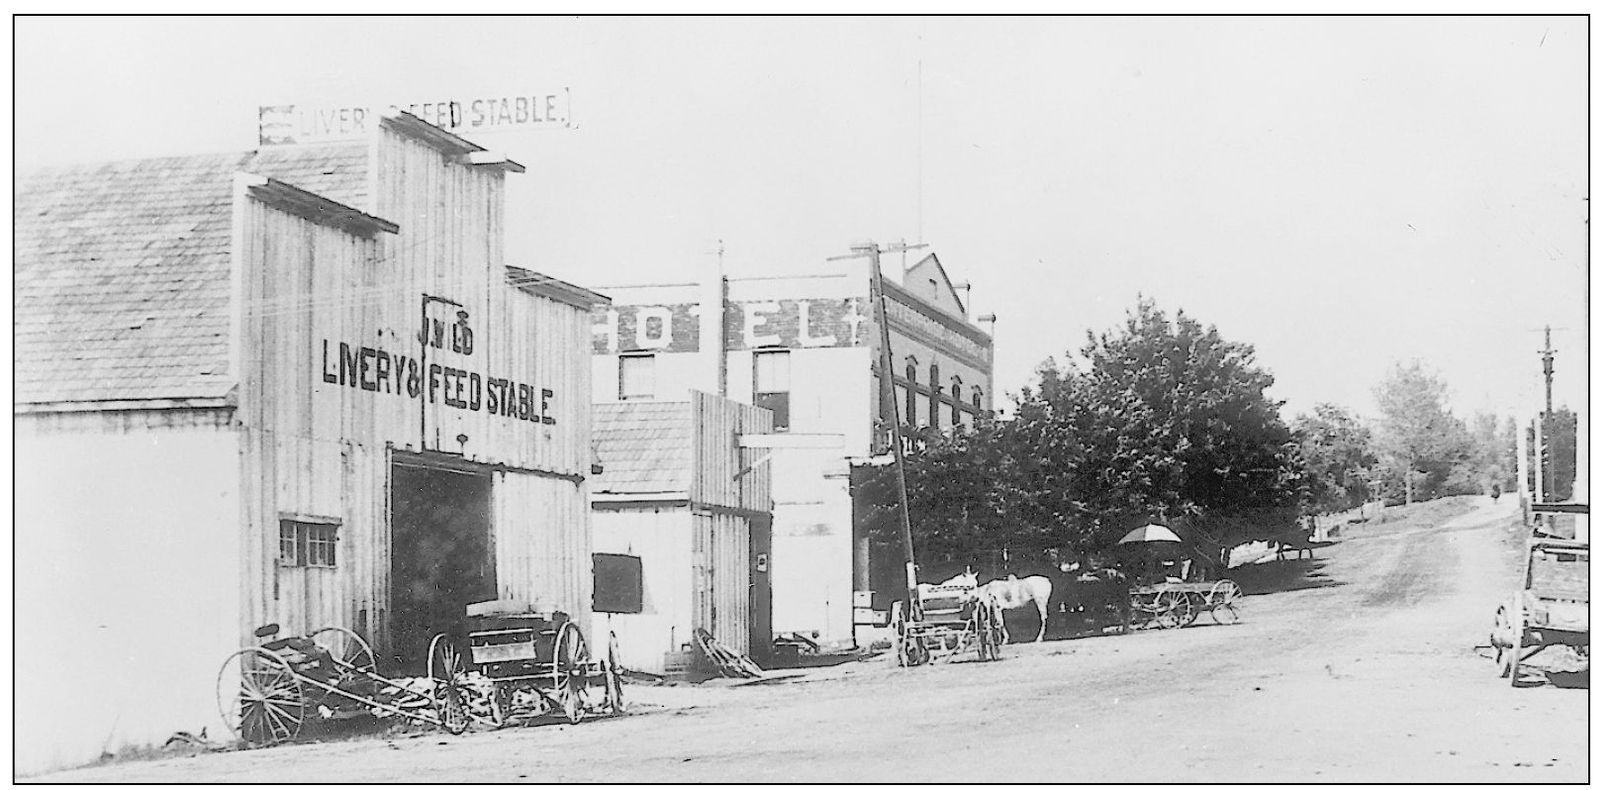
[390,460,495,670]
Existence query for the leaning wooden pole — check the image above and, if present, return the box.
[861,243,922,622]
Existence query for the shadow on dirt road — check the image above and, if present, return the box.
[1225,556,1341,595]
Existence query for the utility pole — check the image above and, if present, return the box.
[1538,326,1556,501]
[831,240,928,621]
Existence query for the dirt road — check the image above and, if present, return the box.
[36,497,1586,782]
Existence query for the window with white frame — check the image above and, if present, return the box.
[754,350,791,432]
[280,518,340,568]
[619,354,655,400]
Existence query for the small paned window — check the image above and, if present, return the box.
[971,386,984,413]
[928,364,941,427]
[619,354,655,400]
[279,519,339,568]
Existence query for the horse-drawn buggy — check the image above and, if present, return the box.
[1129,579,1244,630]
[893,575,1006,666]
[216,624,469,747]
[1492,536,1589,686]
[429,603,625,726]
[216,605,625,747]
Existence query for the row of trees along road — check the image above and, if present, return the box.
[858,296,1559,583]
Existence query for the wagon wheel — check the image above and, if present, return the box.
[309,627,377,692]
[1506,594,1528,688]
[550,622,590,724]
[1179,592,1202,627]
[983,600,1004,660]
[1493,604,1515,677]
[1210,603,1240,625]
[1152,590,1189,629]
[427,634,472,734]
[603,631,627,715]
[486,684,511,728]
[217,647,305,747]
[1208,580,1243,610]
[904,634,931,667]
[1129,593,1154,630]
[973,604,992,661]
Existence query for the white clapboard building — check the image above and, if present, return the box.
[14,112,605,771]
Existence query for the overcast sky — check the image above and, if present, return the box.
[14,15,1591,423]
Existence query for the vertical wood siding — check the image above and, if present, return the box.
[692,511,751,653]
[689,391,773,514]
[236,124,594,654]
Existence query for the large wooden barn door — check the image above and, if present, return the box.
[388,461,495,670]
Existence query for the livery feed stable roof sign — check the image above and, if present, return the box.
[258,90,572,145]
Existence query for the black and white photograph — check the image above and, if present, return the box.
[13,12,1591,782]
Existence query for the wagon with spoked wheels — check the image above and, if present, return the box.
[893,582,1006,667]
[429,605,625,727]
[216,623,469,748]
[1129,579,1244,630]
[1491,536,1588,686]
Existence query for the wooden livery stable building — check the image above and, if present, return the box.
[14,112,606,771]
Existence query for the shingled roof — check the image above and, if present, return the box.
[591,401,692,496]
[14,144,368,407]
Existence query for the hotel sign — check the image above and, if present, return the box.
[591,299,870,354]
[259,90,572,145]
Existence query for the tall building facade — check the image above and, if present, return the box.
[590,251,993,646]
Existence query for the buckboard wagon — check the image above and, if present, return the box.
[217,624,468,747]
[893,583,1005,666]
[430,604,625,726]
[1492,537,1589,686]
[1129,579,1244,630]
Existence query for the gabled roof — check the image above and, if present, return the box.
[14,145,367,407]
[901,251,968,317]
[590,401,692,496]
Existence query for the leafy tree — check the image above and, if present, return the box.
[1444,411,1517,497]
[1292,403,1376,513]
[1371,361,1468,504]
[861,297,1306,583]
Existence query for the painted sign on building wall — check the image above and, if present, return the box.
[318,301,558,425]
[259,90,572,145]
[591,298,869,354]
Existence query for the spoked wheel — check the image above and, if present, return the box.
[550,622,590,724]
[218,647,305,747]
[1506,595,1528,688]
[978,601,1004,661]
[1208,580,1242,625]
[603,631,627,716]
[900,631,931,667]
[1152,590,1190,629]
[1493,604,1515,677]
[486,684,511,728]
[427,634,471,735]
[309,627,377,691]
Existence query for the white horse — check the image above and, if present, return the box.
[973,574,1054,643]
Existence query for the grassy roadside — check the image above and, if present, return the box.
[1337,495,1480,540]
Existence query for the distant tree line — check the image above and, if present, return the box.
[856,296,1564,584]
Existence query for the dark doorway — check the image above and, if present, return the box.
[390,461,495,671]
[749,517,773,658]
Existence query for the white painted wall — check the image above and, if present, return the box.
[589,506,693,674]
[14,421,241,775]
